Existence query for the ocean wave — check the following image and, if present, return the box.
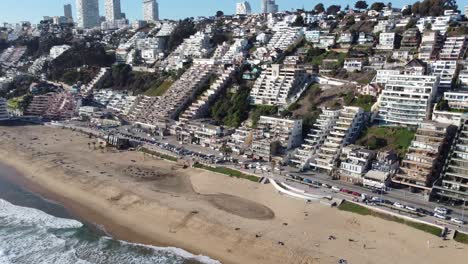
[0,199,83,229]
[0,199,220,264]
[113,239,222,264]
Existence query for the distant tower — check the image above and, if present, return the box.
[76,0,100,28]
[64,4,73,22]
[143,0,159,21]
[261,0,278,14]
[261,0,268,13]
[105,0,122,21]
[236,1,252,15]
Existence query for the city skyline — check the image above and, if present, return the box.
[1,0,465,24]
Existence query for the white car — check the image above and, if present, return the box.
[393,202,405,209]
[322,183,331,188]
[434,207,448,215]
[331,186,341,192]
[450,218,466,225]
[434,213,447,220]
[405,205,417,212]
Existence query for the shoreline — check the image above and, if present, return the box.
[2,124,468,264]
[0,158,229,264]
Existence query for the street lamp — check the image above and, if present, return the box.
[462,198,466,222]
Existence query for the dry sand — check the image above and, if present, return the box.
[0,124,467,264]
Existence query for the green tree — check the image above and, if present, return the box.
[291,15,305,27]
[355,1,368,10]
[327,5,342,15]
[314,3,325,13]
[270,141,283,156]
[370,2,385,11]
[216,11,224,17]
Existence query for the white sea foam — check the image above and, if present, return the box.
[0,199,83,229]
[113,239,222,264]
[0,199,222,264]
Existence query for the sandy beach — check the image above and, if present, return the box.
[1,124,467,264]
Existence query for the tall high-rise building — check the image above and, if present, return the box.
[105,0,122,21]
[143,0,159,21]
[76,0,100,28]
[236,1,252,15]
[261,0,278,13]
[64,4,73,21]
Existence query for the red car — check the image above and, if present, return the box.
[352,191,361,197]
[340,189,349,193]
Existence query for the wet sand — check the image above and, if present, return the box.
[1,124,468,264]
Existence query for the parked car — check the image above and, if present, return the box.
[352,191,361,197]
[393,202,405,209]
[434,213,447,220]
[405,205,417,212]
[304,179,313,184]
[340,188,349,193]
[331,186,341,192]
[322,183,331,188]
[450,218,466,225]
[434,207,449,215]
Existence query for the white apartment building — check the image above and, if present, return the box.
[266,27,303,51]
[373,20,395,33]
[76,0,100,28]
[227,127,253,154]
[291,109,340,169]
[304,30,321,43]
[432,114,468,204]
[164,32,212,70]
[0,98,9,120]
[374,69,402,84]
[257,116,303,150]
[418,30,441,61]
[49,45,71,59]
[316,34,336,49]
[236,1,252,15]
[442,64,468,110]
[375,74,439,126]
[430,60,458,90]
[344,58,364,72]
[357,32,373,45]
[465,6,468,17]
[105,0,122,21]
[156,23,176,37]
[364,151,400,189]
[340,146,376,183]
[416,17,434,33]
[130,63,215,127]
[377,32,396,50]
[310,107,365,172]
[249,64,309,107]
[143,0,159,21]
[101,18,128,30]
[179,66,236,123]
[93,89,137,115]
[439,36,467,60]
[431,16,451,34]
[392,121,454,192]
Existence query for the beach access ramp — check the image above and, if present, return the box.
[269,179,322,201]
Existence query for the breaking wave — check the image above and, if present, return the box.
[0,199,220,264]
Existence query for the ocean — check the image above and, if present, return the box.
[0,171,219,264]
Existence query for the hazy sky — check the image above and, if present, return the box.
[0,0,465,24]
